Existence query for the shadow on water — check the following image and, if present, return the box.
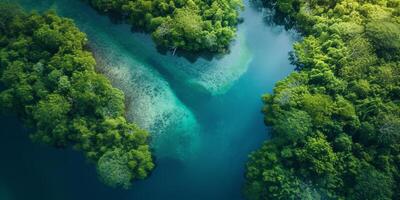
[85,1,238,62]
[0,115,130,200]
[154,46,218,63]
[249,0,299,30]
[146,55,213,108]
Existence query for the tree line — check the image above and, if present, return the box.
[245,0,400,199]
[0,3,154,188]
[87,0,243,53]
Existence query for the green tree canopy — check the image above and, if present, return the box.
[0,3,154,188]
[87,0,243,53]
[245,0,400,199]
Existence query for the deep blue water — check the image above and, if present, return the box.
[0,0,295,199]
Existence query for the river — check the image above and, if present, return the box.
[0,0,295,199]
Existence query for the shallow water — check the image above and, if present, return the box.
[0,0,295,199]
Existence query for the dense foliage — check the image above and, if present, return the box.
[245,0,400,199]
[87,0,243,52]
[0,3,154,188]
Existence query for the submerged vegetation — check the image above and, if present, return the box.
[245,0,400,199]
[86,0,243,53]
[0,3,154,188]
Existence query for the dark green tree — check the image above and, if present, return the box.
[87,0,243,53]
[245,0,400,199]
[0,3,154,188]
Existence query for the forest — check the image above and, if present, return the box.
[1,0,400,199]
[86,0,243,52]
[0,3,154,189]
[245,0,400,199]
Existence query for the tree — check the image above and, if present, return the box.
[353,167,393,200]
[0,4,154,188]
[274,109,312,141]
[366,20,400,60]
[245,0,400,199]
[87,0,243,52]
[97,149,132,189]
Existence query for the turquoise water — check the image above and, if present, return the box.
[0,0,295,199]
